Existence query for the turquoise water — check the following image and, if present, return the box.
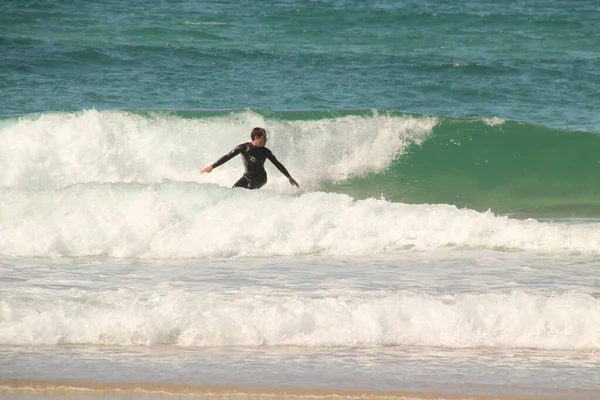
[3,2,600,400]
[2,0,599,131]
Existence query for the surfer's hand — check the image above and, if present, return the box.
[289,177,299,188]
[201,166,213,174]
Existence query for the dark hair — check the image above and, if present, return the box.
[251,127,266,141]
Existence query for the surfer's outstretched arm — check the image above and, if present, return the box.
[201,144,244,173]
[267,152,299,188]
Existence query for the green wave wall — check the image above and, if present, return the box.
[323,118,600,218]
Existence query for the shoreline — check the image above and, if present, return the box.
[0,380,593,400]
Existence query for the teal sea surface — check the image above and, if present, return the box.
[1,0,599,126]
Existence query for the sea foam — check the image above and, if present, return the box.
[0,109,435,191]
[2,289,599,349]
[1,182,600,258]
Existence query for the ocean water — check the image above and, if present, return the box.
[1,1,600,400]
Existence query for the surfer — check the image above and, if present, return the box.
[201,127,299,189]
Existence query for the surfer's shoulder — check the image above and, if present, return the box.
[235,142,251,151]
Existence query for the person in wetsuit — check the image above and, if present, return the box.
[201,127,299,189]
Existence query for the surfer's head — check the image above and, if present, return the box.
[251,127,267,147]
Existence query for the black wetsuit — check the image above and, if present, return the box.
[211,142,292,189]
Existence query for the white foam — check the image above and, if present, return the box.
[481,117,505,126]
[0,110,435,191]
[1,182,600,258]
[1,289,599,349]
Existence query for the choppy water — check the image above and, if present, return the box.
[2,1,600,399]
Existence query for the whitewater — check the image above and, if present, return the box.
[3,257,600,349]
[0,109,434,189]
[2,109,600,400]
[3,0,600,396]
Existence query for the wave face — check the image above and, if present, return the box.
[2,289,600,350]
[3,109,600,220]
[326,117,600,218]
